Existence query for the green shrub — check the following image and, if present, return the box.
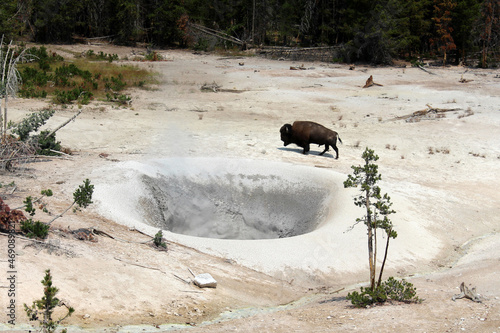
[20,67,52,86]
[194,38,210,52]
[346,285,387,308]
[11,109,55,141]
[54,88,93,104]
[29,45,49,60]
[36,130,62,156]
[73,179,94,209]
[145,52,162,61]
[23,196,36,216]
[347,277,420,308]
[27,45,63,63]
[153,230,167,249]
[19,84,48,99]
[38,58,51,71]
[381,277,420,302]
[103,74,127,91]
[106,92,131,105]
[20,219,50,239]
[85,49,119,62]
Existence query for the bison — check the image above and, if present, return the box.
[280,121,342,159]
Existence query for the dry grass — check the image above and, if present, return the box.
[77,60,156,85]
[18,54,158,101]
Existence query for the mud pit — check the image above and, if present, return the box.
[93,158,367,277]
[97,158,332,240]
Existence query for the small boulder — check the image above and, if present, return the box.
[193,273,217,288]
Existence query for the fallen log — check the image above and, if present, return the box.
[459,75,474,83]
[389,104,461,122]
[43,109,82,140]
[417,64,436,75]
[200,82,247,93]
[201,82,221,92]
[189,23,243,46]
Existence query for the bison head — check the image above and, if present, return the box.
[280,124,293,146]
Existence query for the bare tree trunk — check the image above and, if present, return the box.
[373,218,378,283]
[43,109,82,139]
[0,98,3,140]
[377,229,392,287]
[366,193,375,290]
[3,94,7,140]
[368,225,375,290]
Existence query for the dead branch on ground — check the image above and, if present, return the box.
[389,104,461,122]
[201,82,221,92]
[0,136,37,171]
[43,109,82,140]
[452,282,482,302]
[459,75,474,83]
[114,256,166,273]
[417,64,436,75]
[363,75,383,88]
[200,82,247,93]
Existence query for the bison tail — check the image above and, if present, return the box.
[338,136,343,144]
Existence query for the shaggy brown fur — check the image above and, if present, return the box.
[280,121,342,159]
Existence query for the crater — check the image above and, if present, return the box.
[94,158,337,240]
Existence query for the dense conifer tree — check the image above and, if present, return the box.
[0,0,497,65]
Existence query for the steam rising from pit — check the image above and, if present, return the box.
[94,158,336,240]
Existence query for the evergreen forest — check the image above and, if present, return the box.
[0,0,499,65]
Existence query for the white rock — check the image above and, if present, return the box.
[193,273,217,288]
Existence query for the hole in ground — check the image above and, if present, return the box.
[124,158,335,240]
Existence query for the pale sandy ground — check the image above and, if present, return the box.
[1,44,500,332]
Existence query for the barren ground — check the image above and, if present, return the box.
[1,44,500,332]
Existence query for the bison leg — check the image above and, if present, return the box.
[302,143,310,154]
[319,145,329,156]
[329,138,339,159]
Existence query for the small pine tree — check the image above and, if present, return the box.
[72,179,94,209]
[153,230,167,249]
[24,269,74,333]
[344,148,420,307]
[344,148,397,290]
[47,179,94,225]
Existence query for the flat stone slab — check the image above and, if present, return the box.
[193,273,217,288]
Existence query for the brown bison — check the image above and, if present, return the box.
[280,121,342,159]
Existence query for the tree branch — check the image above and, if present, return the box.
[43,109,82,140]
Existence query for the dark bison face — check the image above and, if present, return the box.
[280,124,293,146]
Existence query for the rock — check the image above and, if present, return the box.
[193,273,217,288]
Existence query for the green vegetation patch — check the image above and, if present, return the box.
[18,46,156,106]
